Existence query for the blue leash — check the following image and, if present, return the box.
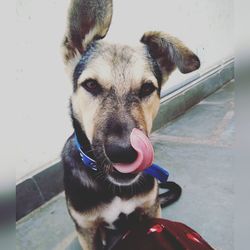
[74,134,169,183]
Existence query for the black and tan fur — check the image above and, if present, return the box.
[61,0,200,249]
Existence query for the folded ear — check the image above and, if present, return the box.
[141,31,200,81]
[63,0,113,64]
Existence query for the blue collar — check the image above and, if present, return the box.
[74,133,169,183]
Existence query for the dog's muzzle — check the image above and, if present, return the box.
[105,143,138,164]
[105,128,154,174]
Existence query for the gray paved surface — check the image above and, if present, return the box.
[16,81,234,250]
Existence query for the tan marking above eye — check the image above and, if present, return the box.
[76,60,114,89]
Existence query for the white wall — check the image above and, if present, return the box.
[15,0,233,181]
[16,0,71,181]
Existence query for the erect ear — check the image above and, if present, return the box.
[62,0,113,64]
[141,31,200,82]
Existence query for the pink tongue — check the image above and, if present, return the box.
[113,128,154,174]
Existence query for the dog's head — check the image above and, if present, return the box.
[63,0,200,185]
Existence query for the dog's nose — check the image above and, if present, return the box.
[105,143,137,163]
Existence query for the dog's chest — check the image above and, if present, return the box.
[70,190,156,229]
[101,196,143,225]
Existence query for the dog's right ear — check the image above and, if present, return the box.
[62,0,113,65]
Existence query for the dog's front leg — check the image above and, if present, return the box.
[77,222,109,250]
[77,226,98,250]
[144,199,161,219]
[141,181,162,219]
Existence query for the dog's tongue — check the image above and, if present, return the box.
[113,128,154,174]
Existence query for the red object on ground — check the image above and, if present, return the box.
[110,218,215,250]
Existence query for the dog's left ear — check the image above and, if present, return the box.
[141,31,200,82]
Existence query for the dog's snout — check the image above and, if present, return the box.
[106,119,128,137]
[105,143,137,163]
[104,116,138,163]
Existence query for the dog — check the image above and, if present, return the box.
[61,0,200,249]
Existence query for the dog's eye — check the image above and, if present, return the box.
[139,82,156,98]
[81,79,102,96]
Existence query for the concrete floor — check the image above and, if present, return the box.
[16,81,234,250]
